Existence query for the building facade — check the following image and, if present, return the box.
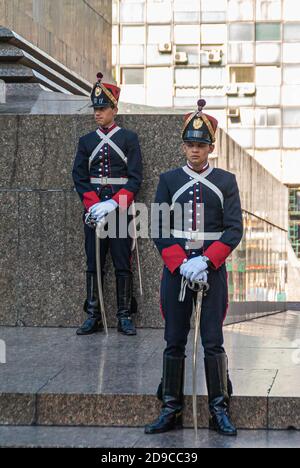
[112,0,300,257]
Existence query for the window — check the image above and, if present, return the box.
[147,1,172,23]
[175,87,199,97]
[256,43,281,63]
[120,45,144,65]
[174,25,200,44]
[256,0,281,20]
[284,24,300,41]
[255,129,280,148]
[175,68,200,86]
[283,0,300,21]
[228,43,254,63]
[146,67,173,107]
[201,0,226,10]
[256,86,280,105]
[174,11,200,22]
[148,26,171,44]
[230,66,255,83]
[201,24,227,44]
[283,129,300,148]
[201,12,226,23]
[283,65,300,85]
[256,86,280,106]
[256,23,281,41]
[121,68,144,85]
[120,2,145,23]
[121,26,145,44]
[228,0,254,21]
[283,109,300,126]
[202,67,226,86]
[283,44,300,63]
[256,66,281,86]
[229,23,254,41]
[228,129,253,148]
[266,108,281,126]
[174,0,200,23]
[147,45,172,65]
[176,46,199,65]
[282,86,300,105]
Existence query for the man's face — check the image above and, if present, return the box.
[94,106,118,127]
[183,141,214,167]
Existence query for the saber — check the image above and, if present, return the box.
[188,279,210,438]
[131,201,143,297]
[95,216,109,336]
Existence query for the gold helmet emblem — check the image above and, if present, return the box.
[193,118,203,130]
[95,86,101,97]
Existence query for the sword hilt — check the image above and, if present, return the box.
[188,280,210,294]
[85,211,98,228]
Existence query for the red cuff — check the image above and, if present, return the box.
[162,245,188,274]
[204,241,232,270]
[112,189,135,210]
[83,191,100,211]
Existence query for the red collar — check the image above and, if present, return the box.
[99,122,117,134]
[187,161,209,174]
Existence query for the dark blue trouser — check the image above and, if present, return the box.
[84,214,133,278]
[160,265,228,358]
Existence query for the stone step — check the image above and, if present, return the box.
[0,63,36,82]
[0,312,299,431]
[0,27,91,95]
[0,43,23,61]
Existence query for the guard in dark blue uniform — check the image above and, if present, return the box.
[72,73,143,336]
[145,100,243,436]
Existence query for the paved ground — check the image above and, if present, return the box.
[0,311,299,398]
[0,311,300,447]
[0,426,299,448]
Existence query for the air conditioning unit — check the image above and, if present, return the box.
[208,50,222,64]
[227,108,240,118]
[158,42,172,54]
[225,84,238,96]
[175,52,188,64]
[240,83,256,96]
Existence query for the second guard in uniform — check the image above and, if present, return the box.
[145,100,243,436]
[72,73,143,337]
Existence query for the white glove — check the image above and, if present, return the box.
[180,256,209,282]
[193,270,208,284]
[89,199,118,222]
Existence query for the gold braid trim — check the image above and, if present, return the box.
[100,83,118,107]
[181,112,198,139]
[201,114,216,143]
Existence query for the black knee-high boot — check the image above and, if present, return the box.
[76,272,103,336]
[116,275,136,336]
[204,353,237,436]
[145,355,185,434]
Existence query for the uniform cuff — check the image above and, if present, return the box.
[162,245,188,274]
[112,189,135,209]
[83,191,100,211]
[204,241,232,270]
